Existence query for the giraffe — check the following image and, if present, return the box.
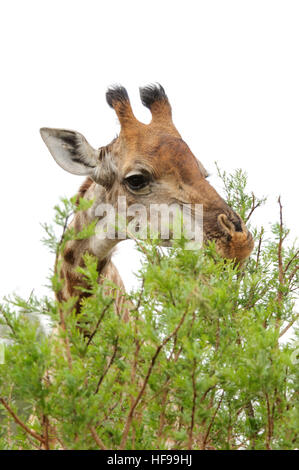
[40,84,254,316]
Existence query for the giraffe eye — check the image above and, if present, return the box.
[125,173,150,191]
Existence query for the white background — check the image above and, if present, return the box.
[0,0,298,299]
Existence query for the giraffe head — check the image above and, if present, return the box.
[40,84,254,263]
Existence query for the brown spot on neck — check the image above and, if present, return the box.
[64,247,75,265]
[76,177,94,204]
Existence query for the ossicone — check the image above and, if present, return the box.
[105,84,139,130]
[139,83,172,124]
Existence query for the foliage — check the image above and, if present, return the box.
[0,169,298,450]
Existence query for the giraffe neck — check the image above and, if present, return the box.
[57,178,123,310]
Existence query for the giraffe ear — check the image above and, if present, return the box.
[40,128,99,176]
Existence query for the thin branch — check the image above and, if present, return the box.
[279,314,299,338]
[58,308,73,371]
[54,213,72,273]
[283,249,299,274]
[26,435,44,450]
[199,385,217,404]
[104,401,119,420]
[94,338,118,394]
[133,277,145,313]
[255,227,264,268]
[245,193,263,223]
[55,437,68,450]
[89,425,107,450]
[0,397,45,445]
[288,265,299,283]
[245,401,257,449]
[42,414,50,450]
[85,298,114,349]
[0,306,16,337]
[157,387,169,440]
[265,392,273,450]
[141,375,171,411]
[188,359,197,450]
[244,282,271,311]
[201,391,224,449]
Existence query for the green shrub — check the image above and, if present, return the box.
[0,168,298,450]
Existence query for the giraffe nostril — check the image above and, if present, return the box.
[232,216,243,232]
[234,221,243,232]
